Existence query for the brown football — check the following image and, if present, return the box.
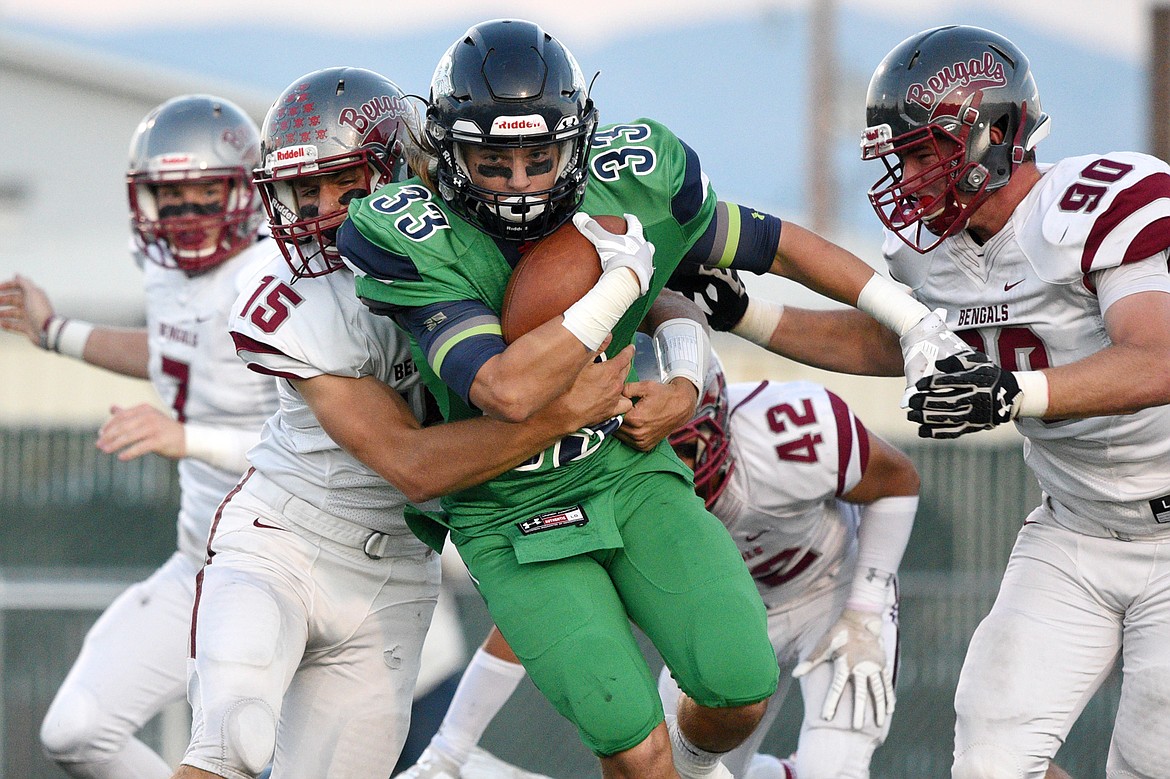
[500,215,628,343]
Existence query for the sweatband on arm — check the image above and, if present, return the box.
[1012,370,1050,418]
[561,268,643,350]
[855,273,932,336]
[731,297,784,347]
[40,316,95,360]
[184,424,260,473]
[848,494,919,612]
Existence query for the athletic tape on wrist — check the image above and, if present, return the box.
[856,273,931,336]
[652,317,709,395]
[849,494,918,611]
[1012,370,1050,418]
[731,297,784,347]
[561,268,642,350]
[183,424,254,472]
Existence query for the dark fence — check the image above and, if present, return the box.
[0,427,1118,778]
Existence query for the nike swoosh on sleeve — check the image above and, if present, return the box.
[252,518,287,531]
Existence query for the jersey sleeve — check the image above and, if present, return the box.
[229,263,384,382]
[397,299,506,405]
[679,201,782,275]
[1093,253,1170,313]
[1019,153,1170,284]
[229,270,323,380]
[339,181,499,312]
[584,119,719,279]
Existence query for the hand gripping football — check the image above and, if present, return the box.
[500,215,627,343]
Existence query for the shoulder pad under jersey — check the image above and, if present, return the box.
[1016,153,1170,284]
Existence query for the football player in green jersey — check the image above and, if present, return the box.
[337,18,968,779]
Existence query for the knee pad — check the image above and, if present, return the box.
[952,743,1025,779]
[40,686,107,763]
[528,630,661,756]
[221,699,278,776]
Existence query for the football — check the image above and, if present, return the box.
[500,215,628,343]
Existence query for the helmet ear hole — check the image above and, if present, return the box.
[990,115,1010,145]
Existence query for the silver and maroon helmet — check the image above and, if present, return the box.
[669,351,735,509]
[255,67,411,277]
[127,95,262,273]
[861,25,1050,252]
[425,18,597,242]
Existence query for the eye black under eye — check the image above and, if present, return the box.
[525,158,553,176]
[476,164,511,179]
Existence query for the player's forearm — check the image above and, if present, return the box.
[769,223,884,308]
[47,322,150,378]
[1040,342,1170,419]
[402,417,572,502]
[766,306,903,376]
[469,318,594,423]
[302,374,571,503]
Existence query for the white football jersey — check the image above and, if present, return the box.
[142,238,281,559]
[884,153,1170,536]
[229,259,436,538]
[713,380,867,610]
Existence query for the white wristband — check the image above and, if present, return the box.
[41,316,94,359]
[848,493,918,612]
[653,317,709,395]
[561,268,642,350]
[855,273,931,336]
[184,424,257,473]
[1012,370,1050,418]
[731,297,784,347]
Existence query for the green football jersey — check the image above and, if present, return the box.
[346,118,715,533]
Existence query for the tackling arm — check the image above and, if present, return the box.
[666,264,905,376]
[296,346,634,503]
[768,223,973,393]
[768,222,884,308]
[617,289,707,452]
[747,304,903,377]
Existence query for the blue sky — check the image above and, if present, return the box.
[5,1,1152,244]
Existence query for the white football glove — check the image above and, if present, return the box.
[898,308,973,407]
[792,607,894,730]
[573,212,655,295]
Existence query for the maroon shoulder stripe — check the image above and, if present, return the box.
[1082,172,1170,272]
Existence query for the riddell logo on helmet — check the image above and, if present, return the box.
[905,52,1007,112]
[491,115,549,135]
[265,145,318,173]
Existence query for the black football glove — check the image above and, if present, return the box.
[666,266,749,331]
[907,353,1021,439]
